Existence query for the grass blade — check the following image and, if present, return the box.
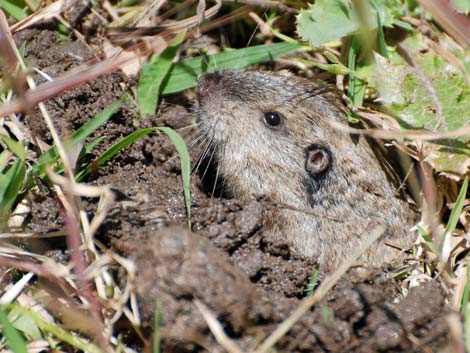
[0,0,27,20]
[76,126,191,226]
[75,127,156,181]
[0,135,26,161]
[440,177,468,264]
[0,160,26,230]
[0,305,28,353]
[33,99,122,178]
[347,36,366,107]
[161,42,304,95]
[416,224,439,256]
[138,31,185,115]
[156,127,191,227]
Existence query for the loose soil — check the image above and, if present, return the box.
[11,26,455,352]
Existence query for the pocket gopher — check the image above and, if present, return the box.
[196,69,416,268]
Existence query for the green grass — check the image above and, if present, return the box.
[0,306,28,353]
[138,31,186,115]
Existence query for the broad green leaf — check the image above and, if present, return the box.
[425,145,470,175]
[372,34,470,132]
[451,0,470,13]
[10,304,103,353]
[161,42,303,95]
[297,0,358,47]
[297,0,405,47]
[0,306,28,353]
[138,31,185,115]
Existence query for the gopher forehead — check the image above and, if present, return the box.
[200,70,320,105]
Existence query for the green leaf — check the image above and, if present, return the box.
[439,177,468,263]
[297,0,358,47]
[0,135,26,161]
[156,127,191,227]
[416,224,439,256]
[347,36,367,107]
[0,161,26,230]
[298,58,351,75]
[376,12,389,59]
[161,42,303,95]
[0,0,27,20]
[451,0,470,13]
[76,126,192,226]
[306,265,320,297]
[442,177,468,244]
[9,304,103,353]
[0,306,28,353]
[297,0,405,47]
[372,34,470,132]
[9,308,42,340]
[461,258,470,315]
[75,127,156,181]
[138,31,185,115]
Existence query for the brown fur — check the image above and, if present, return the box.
[196,70,417,268]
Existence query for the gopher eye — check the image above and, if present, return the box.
[263,112,282,127]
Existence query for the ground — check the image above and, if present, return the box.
[4,22,457,353]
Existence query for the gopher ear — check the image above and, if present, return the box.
[305,145,331,176]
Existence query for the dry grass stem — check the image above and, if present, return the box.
[195,299,245,353]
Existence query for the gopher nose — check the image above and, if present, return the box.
[197,71,225,98]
